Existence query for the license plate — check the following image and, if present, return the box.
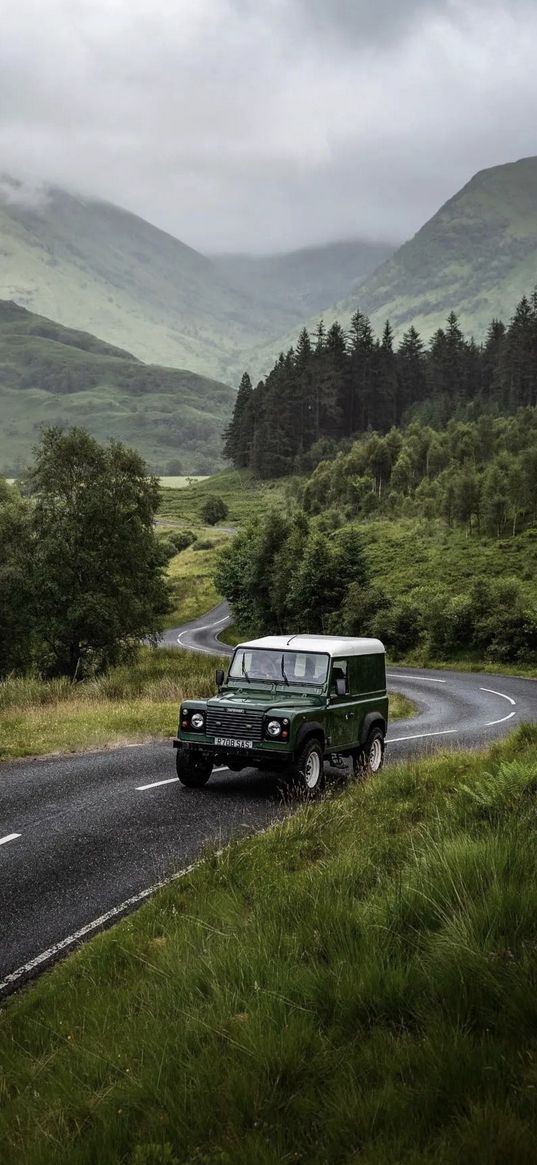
[214,737,253,749]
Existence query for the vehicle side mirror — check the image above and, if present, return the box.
[335,677,347,697]
[215,669,225,688]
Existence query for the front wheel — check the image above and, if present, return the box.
[175,749,213,787]
[288,738,325,796]
[354,727,385,777]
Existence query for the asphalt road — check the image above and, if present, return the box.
[1,603,536,998]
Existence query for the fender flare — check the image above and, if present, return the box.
[295,721,326,757]
[359,712,386,747]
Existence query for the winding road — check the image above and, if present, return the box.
[1,602,535,998]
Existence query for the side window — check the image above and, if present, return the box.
[331,659,349,695]
[350,654,386,695]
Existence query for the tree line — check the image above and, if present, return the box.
[0,428,171,679]
[224,292,537,477]
[303,409,537,538]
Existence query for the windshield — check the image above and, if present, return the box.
[229,648,329,686]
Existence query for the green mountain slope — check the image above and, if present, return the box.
[332,155,537,342]
[0,180,295,383]
[254,156,537,374]
[211,238,395,318]
[0,300,234,475]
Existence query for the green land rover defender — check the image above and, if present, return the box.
[173,634,388,794]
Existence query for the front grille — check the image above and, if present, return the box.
[206,708,264,742]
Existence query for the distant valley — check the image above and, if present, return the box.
[0,178,387,385]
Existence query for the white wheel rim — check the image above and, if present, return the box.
[369,737,383,772]
[304,751,321,789]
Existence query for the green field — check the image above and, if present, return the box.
[158,468,302,527]
[2,726,537,1163]
[158,476,209,489]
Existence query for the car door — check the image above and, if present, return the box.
[327,659,355,750]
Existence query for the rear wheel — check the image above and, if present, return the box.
[289,738,325,796]
[175,749,213,787]
[354,727,385,777]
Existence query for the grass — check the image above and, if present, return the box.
[0,649,226,761]
[164,532,231,628]
[158,468,302,528]
[2,725,537,1162]
[0,648,411,762]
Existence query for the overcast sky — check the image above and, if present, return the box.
[1,0,537,253]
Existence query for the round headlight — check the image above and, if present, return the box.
[267,720,282,737]
[191,712,205,730]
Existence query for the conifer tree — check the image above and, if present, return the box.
[223,372,254,467]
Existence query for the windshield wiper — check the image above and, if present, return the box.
[280,654,289,684]
[241,655,250,682]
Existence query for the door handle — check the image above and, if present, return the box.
[345,712,354,720]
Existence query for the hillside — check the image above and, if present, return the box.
[253,156,537,374]
[331,155,537,342]
[0,300,235,475]
[0,179,392,384]
[211,238,394,318]
[0,179,295,383]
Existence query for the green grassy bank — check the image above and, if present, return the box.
[0,650,223,761]
[2,726,537,1162]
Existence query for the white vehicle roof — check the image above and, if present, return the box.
[236,634,385,657]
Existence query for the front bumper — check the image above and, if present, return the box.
[173,738,292,768]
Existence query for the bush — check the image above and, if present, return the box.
[167,529,195,553]
[201,496,229,525]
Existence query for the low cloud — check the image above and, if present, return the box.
[1,0,536,251]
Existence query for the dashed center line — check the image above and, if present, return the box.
[137,767,228,791]
[0,833,21,847]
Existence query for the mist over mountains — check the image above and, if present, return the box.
[0,176,392,386]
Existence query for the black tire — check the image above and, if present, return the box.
[354,727,385,777]
[175,749,213,787]
[288,738,325,796]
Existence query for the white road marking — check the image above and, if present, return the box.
[137,767,228,791]
[0,833,21,847]
[485,710,517,728]
[387,674,447,683]
[137,776,179,790]
[0,861,198,996]
[480,686,516,705]
[479,687,517,727]
[387,729,458,744]
[177,614,230,650]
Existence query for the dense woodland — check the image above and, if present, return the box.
[303,410,537,538]
[224,293,537,477]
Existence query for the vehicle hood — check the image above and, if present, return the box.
[208,689,324,714]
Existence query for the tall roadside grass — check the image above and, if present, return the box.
[0,649,224,761]
[3,726,537,1163]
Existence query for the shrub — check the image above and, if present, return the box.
[201,496,229,525]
